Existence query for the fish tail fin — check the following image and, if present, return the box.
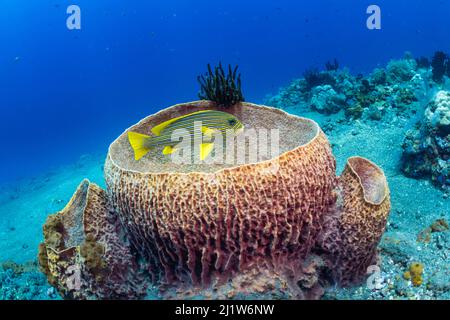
[128,131,152,160]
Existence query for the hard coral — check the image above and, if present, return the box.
[386,59,416,83]
[40,101,390,299]
[426,91,450,136]
[310,85,346,114]
[264,79,309,109]
[402,91,450,189]
[370,68,387,86]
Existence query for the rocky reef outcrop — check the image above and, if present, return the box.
[38,101,390,300]
[402,91,450,190]
[310,85,346,114]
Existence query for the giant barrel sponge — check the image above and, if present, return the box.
[38,101,390,299]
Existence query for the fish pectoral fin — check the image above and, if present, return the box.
[200,143,214,160]
[128,131,151,160]
[162,145,177,155]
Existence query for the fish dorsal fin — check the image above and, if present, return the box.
[151,110,212,136]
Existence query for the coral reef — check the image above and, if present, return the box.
[325,59,339,72]
[402,91,450,190]
[265,55,427,122]
[263,53,446,190]
[310,85,346,114]
[431,51,450,83]
[39,101,390,299]
[303,68,336,90]
[416,57,430,70]
[386,58,417,83]
[197,63,244,107]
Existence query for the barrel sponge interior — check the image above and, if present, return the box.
[109,102,319,174]
[347,157,388,205]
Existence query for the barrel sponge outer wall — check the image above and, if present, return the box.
[38,180,146,299]
[104,102,338,286]
[321,157,390,285]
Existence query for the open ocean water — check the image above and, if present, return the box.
[0,0,449,301]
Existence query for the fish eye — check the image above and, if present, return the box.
[228,119,237,125]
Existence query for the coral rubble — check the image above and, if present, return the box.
[38,101,390,300]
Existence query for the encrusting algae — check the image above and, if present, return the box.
[80,234,107,282]
[42,214,65,250]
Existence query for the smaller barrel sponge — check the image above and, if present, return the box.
[402,90,450,190]
[39,101,390,299]
[319,157,390,285]
[38,180,146,299]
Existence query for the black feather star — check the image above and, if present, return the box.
[197,63,245,107]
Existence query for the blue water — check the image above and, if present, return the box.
[1,0,450,183]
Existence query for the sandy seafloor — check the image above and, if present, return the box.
[0,106,448,300]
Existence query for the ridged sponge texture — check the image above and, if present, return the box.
[104,101,338,286]
[38,180,146,299]
[320,157,390,285]
[38,101,391,299]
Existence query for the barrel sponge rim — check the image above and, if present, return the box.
[106,100,323,176]
[45,179,96,255]
[345,156,389,206]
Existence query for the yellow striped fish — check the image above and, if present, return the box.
[128,110,244,161]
